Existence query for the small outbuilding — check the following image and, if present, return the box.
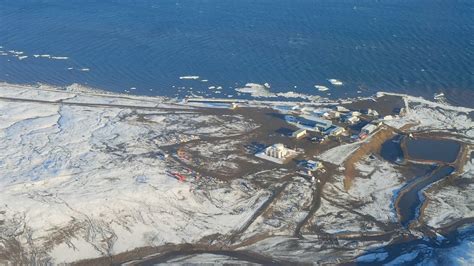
[300,160,324,172]
[292,129,307,139]
[327,126,345,136]
[336,106,350,112]
[347,116,360,124]
[361,123,378,135]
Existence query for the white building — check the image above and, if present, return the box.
[323,110,341,119]
[256,144,297,164]
[351,111,362,117]
[347,116,360,124]
[336,106,350,112]
[361,123,378,135]
[367,108,379,117]
[265,143,288,158]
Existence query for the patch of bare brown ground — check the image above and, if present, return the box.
[343,126,396,190]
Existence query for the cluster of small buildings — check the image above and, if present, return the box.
[255,142,326,180]
[282,102,389,143]
[285,115,345,137]
[255,103,393,166]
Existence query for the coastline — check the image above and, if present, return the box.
[0,82,472,264]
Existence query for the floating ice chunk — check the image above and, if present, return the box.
[51,56,69,60]
[276,91,309,99]
[130,87,137,90]
[9,50,24,55]
[33,54,40,58]
[236,83,275,98]
[201,79,208,82]
[67,67,74,70]
[79,68,90,72]
[208,86,216,90]
[314,85,329,92]
[264,82,271,88]
[216,86,223,90]
[18,56,28,60]
[40,54,51,58]
[328,79,343,86]
[434,92,445,100]
[179,76,200,80]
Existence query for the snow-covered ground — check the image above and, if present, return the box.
[380,92,474,141]
[423,153,474,228]
[1,83,473,264]
[318,142,361,165]
[305,157,403,234]
[0,84,267,263]
[242,176,312,239]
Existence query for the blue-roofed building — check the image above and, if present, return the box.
[299,115,333,131]
[285,114,333,132]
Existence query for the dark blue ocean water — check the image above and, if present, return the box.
[0,0,473,105]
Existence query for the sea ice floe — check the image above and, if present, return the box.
[179,75,200,80]
[51,56,69,60]
[236,83,275,98]
[9,50,24,55]
[328,79,343,86]
[314,85,329,92]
